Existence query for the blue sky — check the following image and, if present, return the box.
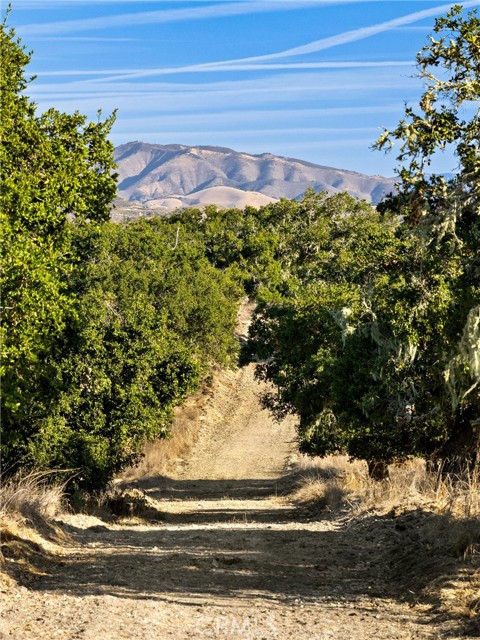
[6,1,479,176]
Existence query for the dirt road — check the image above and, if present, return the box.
[2,358,449,639]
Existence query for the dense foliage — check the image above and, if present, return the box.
[1,19,117,474]
[2,7,478,489]
[25,221,240,489]
[374,5,480,469]
[1,21,240,490]
[245,6,479,473]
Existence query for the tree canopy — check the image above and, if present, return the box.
[247,6,479,474]
[1,6,478,489]
[1,19,117,452]
[0,20,240,490]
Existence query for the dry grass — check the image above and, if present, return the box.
[343,458,479,518]
[290,454,480,630]
[1,470,66,530]
[120,378,215,482]
[291,454,479,518]
[0,471,69,587]
[288,455,352,511]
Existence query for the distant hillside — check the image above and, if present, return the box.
[110,196,167,222]
[114,142,396,212]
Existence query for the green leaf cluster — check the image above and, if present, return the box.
[1,20,240,490]
[245,7,479,470]
[2,7,478,486]
[22,220,240,490]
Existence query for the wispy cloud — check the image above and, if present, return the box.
[13,0,408,11]
[28,69,418,116]
[15,0,471,176]
[20,0,462,36]
[31,37,135,42]
[392,25,433,31]
[22,1,478,44]
[32,60,414,78]
[64,1,478,83]
[13,0,345,4]
[14,0,207,4]
[109,105,404,128]
[205,0,480,64]
[19,1,340,35]
[17,0,399,3]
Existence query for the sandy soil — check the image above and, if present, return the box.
[1,308,457,639]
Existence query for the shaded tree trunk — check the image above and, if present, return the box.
[436,406,480,476]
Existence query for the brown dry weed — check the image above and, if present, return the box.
[290,454,480,628]
[0,471,70,587]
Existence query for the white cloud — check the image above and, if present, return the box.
[14,0,207,4]
[111,104,403,124]
[31,67,418,95]
[28,68,418,117]
[12,0,419,12]
[116,126,379,136]
[13,0,354,4]
[18,1,343,35]
[205,0,480,64]
[62,1,479,83]
[31,37,135,42]
[20,0,470,36]
[32,60,414,78]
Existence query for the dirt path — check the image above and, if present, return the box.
[2,328,451,638]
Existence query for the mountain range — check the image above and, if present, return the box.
[113,142,396,215]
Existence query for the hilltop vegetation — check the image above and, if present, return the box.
[1,6,479,494]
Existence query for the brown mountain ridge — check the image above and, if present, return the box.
[114,142,396,213]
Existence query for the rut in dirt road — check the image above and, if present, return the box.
[141,364,299,503]
[2,361,446,639]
